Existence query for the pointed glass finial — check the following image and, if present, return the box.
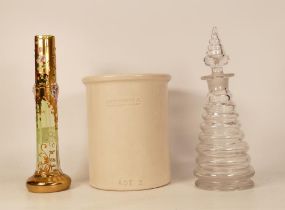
[204,27,229,74]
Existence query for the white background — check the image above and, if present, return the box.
[1,0,285,209]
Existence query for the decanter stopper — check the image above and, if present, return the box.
[26,35,71,193]
[194,27,255,190]
[204,26,229,73]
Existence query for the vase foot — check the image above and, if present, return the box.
[26,173,71,193]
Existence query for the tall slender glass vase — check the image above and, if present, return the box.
[26,35,71,193]
[194,27,254,191]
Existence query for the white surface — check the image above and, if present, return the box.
[1,0,285,209]
[1,172,285,210]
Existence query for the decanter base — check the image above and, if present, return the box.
[26,173,71,193]
[195,178,254,191]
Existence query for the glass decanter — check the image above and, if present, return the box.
[194,27,255,191]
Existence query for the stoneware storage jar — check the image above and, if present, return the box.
[82,74,171,191]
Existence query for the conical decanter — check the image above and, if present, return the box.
[194,27,255,191]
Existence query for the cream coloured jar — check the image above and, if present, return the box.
[83,74,171,190]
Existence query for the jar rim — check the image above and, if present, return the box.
[82,73,171,84]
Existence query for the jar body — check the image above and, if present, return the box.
[83,74,171,190]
